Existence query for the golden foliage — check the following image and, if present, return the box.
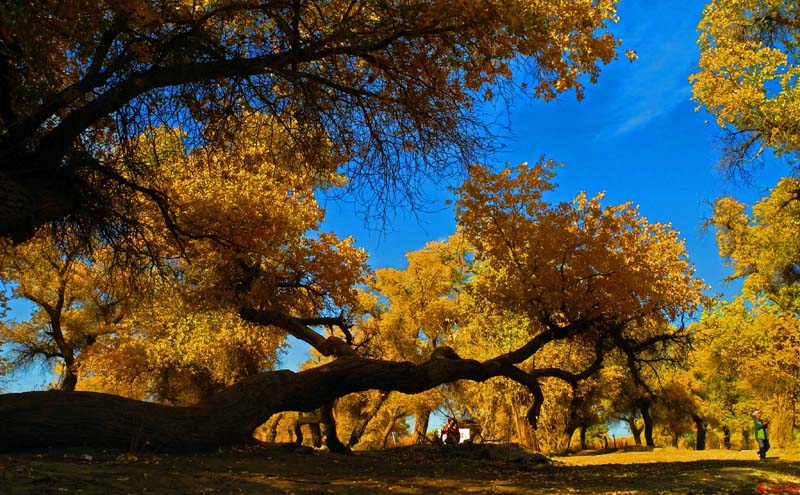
[0,0,624,245]
[691,0,800,168]
[692,297,800,447]
[710,177,800,313]
[456,160,706,334]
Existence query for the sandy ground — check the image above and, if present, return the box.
[1,443,799,494]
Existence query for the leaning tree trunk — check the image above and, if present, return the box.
[380,407,407,448]
[624,414,643,446]
[0,353,507,452]
[347,392,389,448]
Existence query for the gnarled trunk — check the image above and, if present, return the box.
[0,354,508,452]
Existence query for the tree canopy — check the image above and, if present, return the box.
[0,0,620,245]
[691,0,800,174]
[709,176,800,314]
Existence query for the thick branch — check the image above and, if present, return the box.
[531,338,605,385]
[239,307,355,358]
[37,22,465,166]
[0,352,516,451]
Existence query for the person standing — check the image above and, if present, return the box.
[752,409,770,461]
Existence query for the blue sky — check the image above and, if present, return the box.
[2,0,790,397]
[323,0,786,292]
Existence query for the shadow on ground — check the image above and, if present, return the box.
[1,443,799,494]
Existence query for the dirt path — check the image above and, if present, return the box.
[1,444,799,494]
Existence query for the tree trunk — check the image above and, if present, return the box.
[639,400,655,447]
[0,354,506,452]
[380,410,405,448]
[513,406,534,448]
[346,392,389,448]
[0,170,79,244]
[624,414,643,446]
[266,415,280,443]
[319,402,349,454]
[692,414,706,451]
[579,425,588,450]
[294,418,305,446]
[412,407,431,444]
[722,426,731,449]
[61,367,78,392]
[563,424,578,453]
[309,422,323,448]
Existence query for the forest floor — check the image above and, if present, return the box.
[2,442,800,495]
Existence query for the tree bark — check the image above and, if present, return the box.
[319,402,349,454]
[266,415,280,443]
[722,426,731,449]
[0,353,514,452]
[623,413,643,446]
[294,412,323,448]
[563,425,578,452]
[639,400,655,447]
[346,392,389,448]
[513,406,534,448]
[60,369,78,392]
[692,414,706,451]
[380,414,402,448]
[412,407,431,444]
[579,425,588,451]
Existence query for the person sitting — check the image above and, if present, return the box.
[441,417,460,445]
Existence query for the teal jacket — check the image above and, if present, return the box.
[754,417,768,440]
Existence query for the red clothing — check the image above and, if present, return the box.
[442,421,460,444]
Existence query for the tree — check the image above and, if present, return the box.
[691,297,800,448]
[0,160,707,452]
[710,177,800,314]
[0,0,621,245]
[319,235,469,449]
[0,232,125,391]
[454,160,706,429]
[1,112,374,450]
[651,369,706,449]
[691,0,800,174]
[449,309,539,447]
[2,115,362,404]
[690,176,800,450]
